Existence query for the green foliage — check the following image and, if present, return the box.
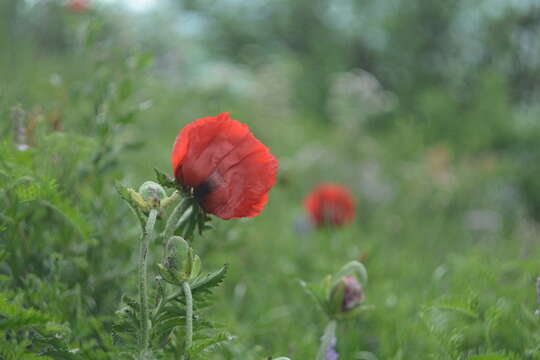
[0,293,77,359]
[2,1,540,359]
[114,245,231,358]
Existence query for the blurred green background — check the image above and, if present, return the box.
[1,0,540,359]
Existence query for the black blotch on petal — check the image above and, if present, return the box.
[194,180,214,202]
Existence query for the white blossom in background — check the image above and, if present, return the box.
[463,209,502,234]
[195,62,259,99]
[358,161,395,205]
[327,69,397,129]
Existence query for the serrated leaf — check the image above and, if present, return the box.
[188,331,232,356]
[190,265,229,294]
[0,296,50,330]
[427,297,480,319]
[157,263,183,286]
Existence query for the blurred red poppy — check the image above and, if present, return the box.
[66,0,90,13]
[171,113,278,220]
[304,184,355,227]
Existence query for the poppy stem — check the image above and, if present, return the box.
[163,198,188,239]
[316,320,337,360]
[162,198,189,258]
[139,208,158,355]
[182,281,193,358]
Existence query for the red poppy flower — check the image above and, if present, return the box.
[171,113,278,220]
[304,184,355,227]
[66,0,90,13]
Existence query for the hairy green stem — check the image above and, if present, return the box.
[163,198,186,239]
[183,281,193,358]
[139,208,158,354]
[162,199,189,256]
[316,320,337,360]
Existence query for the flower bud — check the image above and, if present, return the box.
[165,236,189,272]
[138,181,167,209]
[330,275,364,315]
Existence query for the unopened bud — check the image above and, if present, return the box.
[165,236,189,272]
[138,181,166,208]
[331,275,364,314]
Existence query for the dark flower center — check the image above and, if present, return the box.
[194,180,214,202]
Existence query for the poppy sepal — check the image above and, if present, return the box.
[154,168,178,189]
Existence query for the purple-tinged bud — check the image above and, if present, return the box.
[341,275,364,312]
[328,275,364,317]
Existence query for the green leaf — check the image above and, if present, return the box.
[299,276,332,315]
[426,296,480,320]
[0,296,50,330]
[115,182,145,229]
[118,79,133,101]
[191,255,202,279]
[157,263,182,286]
[188,331,232,357]
[136,52,154,70]
[117,110,137,124]
[190,265,229,294]
[10,176,92,240]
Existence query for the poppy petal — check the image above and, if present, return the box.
[304,184,355,227]
[171,113,278,219]
[203,149,277,219]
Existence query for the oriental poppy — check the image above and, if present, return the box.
[171,113,278,220]
[66,0,90,12]
[304,184,355,227]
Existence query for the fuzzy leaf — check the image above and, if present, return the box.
[188,331,232,357]
[190,265,229,294]
[427,297,480,319]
